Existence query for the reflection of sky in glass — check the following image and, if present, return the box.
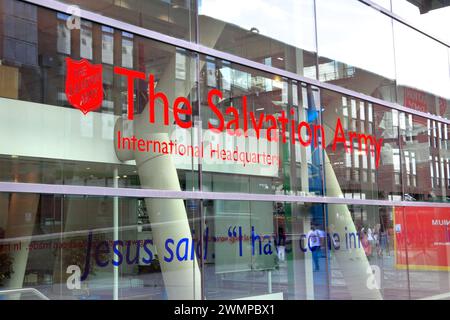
[315,0,396,80]
[394,22,450,99]
[391,1,450,99]
[392,0,450,43]
[199,0,450,100]
[199,0,317,52]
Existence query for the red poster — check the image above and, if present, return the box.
[394,207,450,271]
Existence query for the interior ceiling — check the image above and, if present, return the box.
[406,0,450,14]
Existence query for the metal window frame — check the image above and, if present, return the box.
[1,182,450,208]
[4,0,449,209]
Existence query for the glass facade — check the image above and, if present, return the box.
[0,0,449,300]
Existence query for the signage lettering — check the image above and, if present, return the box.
[66,59,384,168]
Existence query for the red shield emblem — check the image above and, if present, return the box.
[65,57,103,115]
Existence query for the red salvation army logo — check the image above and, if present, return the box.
[65,57,103,115]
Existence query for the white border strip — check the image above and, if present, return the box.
[1,182,450,208]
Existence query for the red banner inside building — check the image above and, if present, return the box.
[395,207,450,271]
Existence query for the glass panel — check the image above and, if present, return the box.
[203,200,328,300]
[0,193,448,300]
[198,0,318,78]
[327,204,410,299]
[322,90,402,200]
[400,113,450,202]
[392,0,450,43]
[0,193,200,300]
[393,21,450,119]
[57,0,196,41]
[315,0,397,102]
[0,2,198,191]
[199,55,323,196]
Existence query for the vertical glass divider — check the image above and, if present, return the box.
[113,167,119,300]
